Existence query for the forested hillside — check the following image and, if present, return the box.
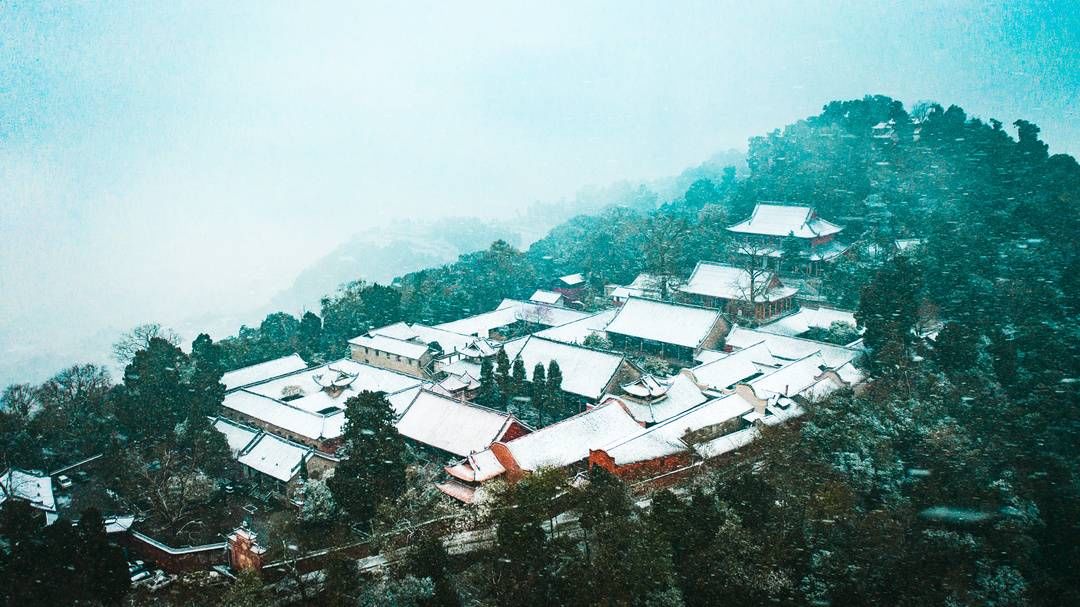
[2,95,1077,606]
[208,95,1080,605]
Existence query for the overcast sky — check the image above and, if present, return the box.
[1,1,1077,374]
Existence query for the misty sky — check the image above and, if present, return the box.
[1,1,1078,376]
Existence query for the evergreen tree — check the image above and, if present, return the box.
[531,363,547,427]
[476,356,501,409]
[321,556,360,606]
[855,255,922,372]
[327,391,407,527]
[574,467,681,606]
[494,348,511,402]
[407,532,461,607]
[511,356,526,397]
[115,337,189,440]
[75,507,130,605]
[545,360,567,419]
[933,322,979,376]
[490,471,568,607]
[221,570,267,607]
[298,311,323,360]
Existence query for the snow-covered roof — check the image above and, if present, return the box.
[727,203,843,239]
[534,309,617,345]
[238,433,311,483]
[600,394,755,465]
[834,361,866,385]
[680,262,798,303]
[604,373,710,425]
[757,306,860,339]
[435,359,483,383]
[605,297,723,349]
[503,402,643,471]
[222,354,308,391]
[371,322,477,356]
[529,289,564,305]
[223,390,337,441]
[369,321,419,341]
[609,274,663,301]
[438,371,481,393]
[433,299,590,338]
[386,386,424,416]
[243,359,423,415]
[747,352,838,402]
[558,273,585,286]
[692,426,760,460]
[690,341,781,391]
[0,469,56,513]
[621,375,671,399]
[808,239,852,261]
[222,360,423,442]
[212,417,261,455]
[395,390,521,457]
[445,448,506,483]
[895,238,924,253]
[694,349,727,364]
[103,515,135,534]
[725,326,861,369]
[501,336,628,400]
[348,333,431,360]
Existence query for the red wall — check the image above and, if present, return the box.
[500,421,531,443]
[588,449,692,482]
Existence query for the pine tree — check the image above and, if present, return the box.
[855,255,922,372]
[511,357,526,397]
[545,360,567,420]
[476,356,500,409]
[326,391,407,528]
[75,507,130,604]
[494,348,511,401]
[407,532,461,607]
[531,363,547,427]
[298,311,323,360]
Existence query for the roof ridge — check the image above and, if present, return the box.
[503,401,621,444]
[602,393,747,450]
[411,388,517,419]
[528,334,624,357]
[731,325,858,351]
[621,295,723,314]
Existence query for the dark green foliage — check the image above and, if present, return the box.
[327,391,408,526]
[572,467,683,606]
[115,337,217,440]
[530,362,547,427]
[932,322,980,375]
[489,470,571,607]
[494,349,511,403]
[856,255,923,372]
[406,532,461,607]
[475,355,501,409]
[0,504,131,606]
[545,360,569,419]
[321,556,361,607]
[511,357,526,395]
[298,311,323,359]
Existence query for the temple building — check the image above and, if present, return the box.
[727,203,850,274]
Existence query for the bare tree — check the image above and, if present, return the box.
[112,323,181,365]
[644,215,688,300]
[124,445,214,527]
[517,303,553,327]
[1,384,37,418]
[730,240,776,317]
